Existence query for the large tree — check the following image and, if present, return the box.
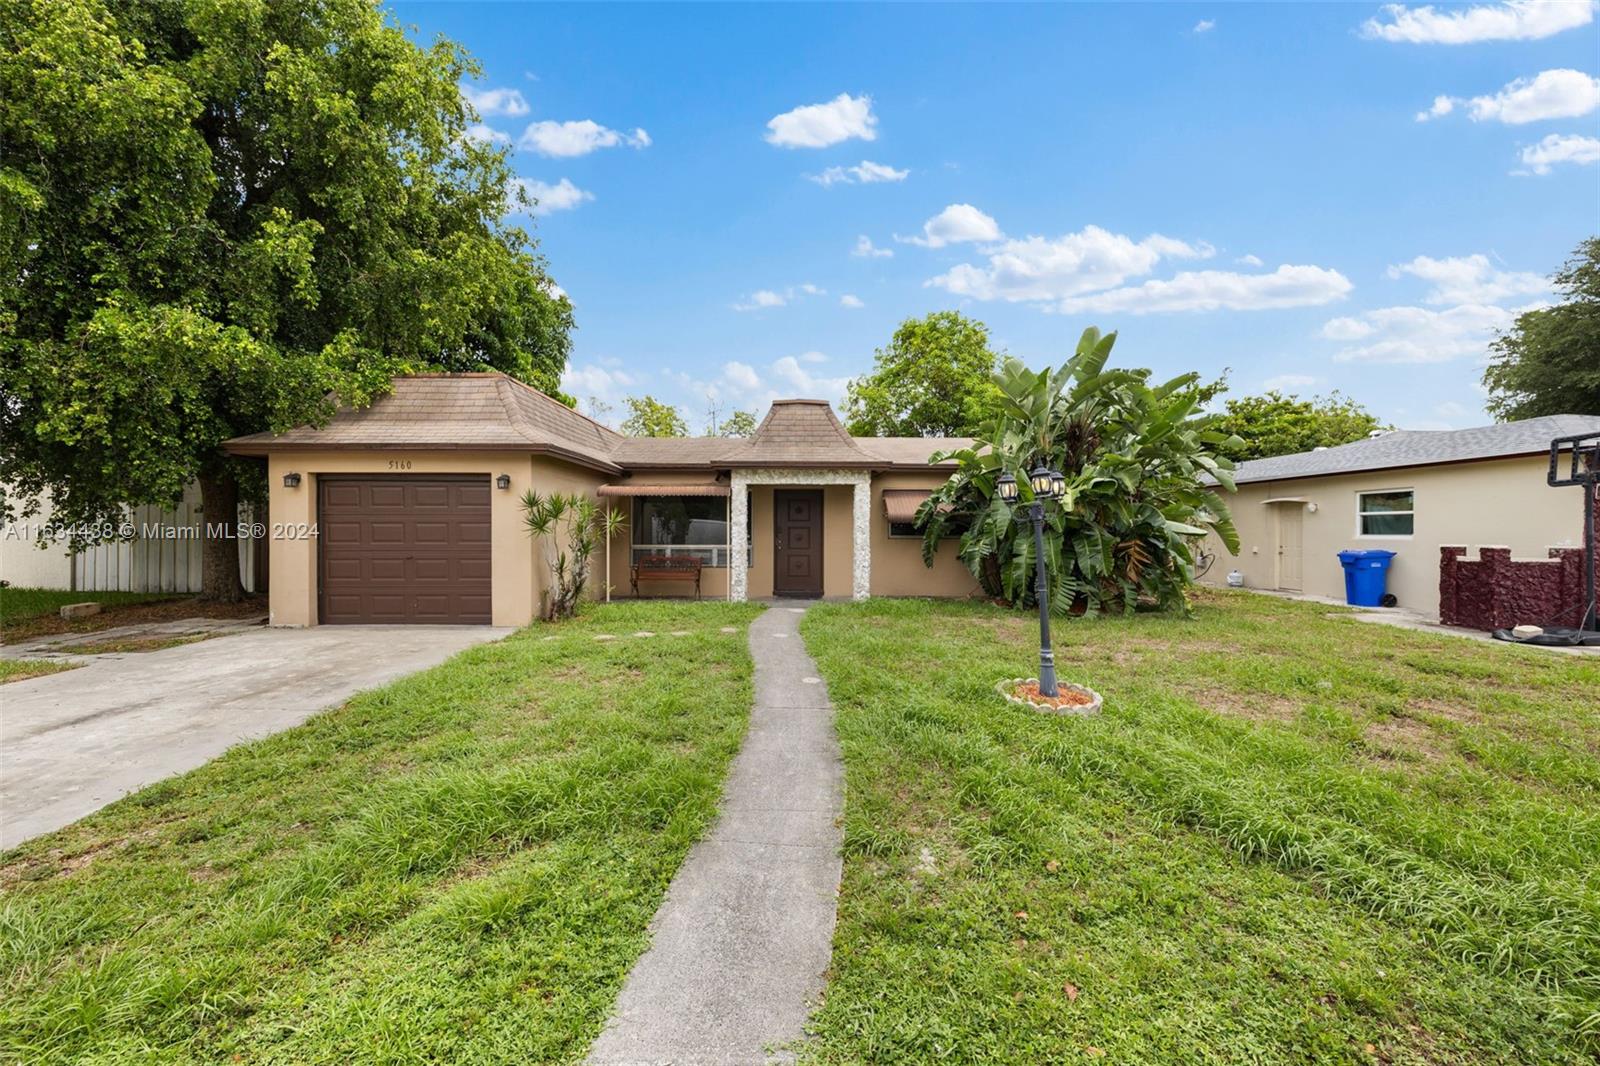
[1483,237,1600,421]
[0,0,572,600]
[1211,390,1387,461]
[843,310,1003,436]
[621,396,687,437]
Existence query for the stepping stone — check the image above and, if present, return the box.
[541,635,559,642]
[633,631,656,638]
[802,677,821,685]
[594,634,616,641]
[669,630,691,637]
[719,626,737,633]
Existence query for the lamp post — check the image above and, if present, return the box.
[997,463,1065,697]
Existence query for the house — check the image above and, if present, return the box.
[1199,414,1600,617]
[223,373,980,626]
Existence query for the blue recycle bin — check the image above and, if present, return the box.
[1337,549,1397,607]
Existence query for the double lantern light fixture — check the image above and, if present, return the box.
[995,463,1067,698]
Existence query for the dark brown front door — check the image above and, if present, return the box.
[773,489,823,598]
[318,475,492,624]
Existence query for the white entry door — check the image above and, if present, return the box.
[1276,506,1303,591]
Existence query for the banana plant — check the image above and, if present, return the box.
[919,326,1242,615]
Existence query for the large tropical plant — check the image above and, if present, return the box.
[918,327,1241,615]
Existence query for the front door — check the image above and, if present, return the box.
[774,489,823,598]
[1275,505,1303,592]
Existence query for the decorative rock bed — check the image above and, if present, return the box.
[996,677,1103,717]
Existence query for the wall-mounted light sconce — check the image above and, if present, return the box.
[495,474,511,490]
[282,473,302,489]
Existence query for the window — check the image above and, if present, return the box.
[632,495,733,566]
[1358,490,1414,536]
[887,515,970,539]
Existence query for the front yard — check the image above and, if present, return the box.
[0,602,761,1064]
[799,590,1600,1063]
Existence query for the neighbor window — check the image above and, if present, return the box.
[887,515,970,539]
[1358,490,1414,536]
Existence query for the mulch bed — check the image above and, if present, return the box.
[1005,679,1096,710]
[1,596,267,644]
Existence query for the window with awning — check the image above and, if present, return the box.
[882,489,962,539]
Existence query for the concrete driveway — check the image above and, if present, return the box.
[1,624,511,849]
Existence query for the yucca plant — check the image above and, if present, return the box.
[918,327,1242,615]
[522,490,627,620]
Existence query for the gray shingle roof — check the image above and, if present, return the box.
[1229,415,1600,484]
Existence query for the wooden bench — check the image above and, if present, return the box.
[630,555,703,599]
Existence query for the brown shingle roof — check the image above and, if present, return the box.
[715,399,875,467]
[223,373,624,472]
[224,378,965,472]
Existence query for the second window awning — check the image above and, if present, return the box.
[882,489,949,523]
[596,483,730,497]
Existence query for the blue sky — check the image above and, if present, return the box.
[395,1,1600,433]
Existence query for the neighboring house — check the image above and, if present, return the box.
[0,482,265,594]
[223,373,980,626]
[1200,415,1600,617]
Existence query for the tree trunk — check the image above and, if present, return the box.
[198,469,246,603]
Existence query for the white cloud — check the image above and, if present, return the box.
[1386,254,1548,304]
[1361,1,1595,44]
[1193,18,1216,33]
[520,119,651,157]
[461,85,531,118]
[1262,374,1319,392]
[852,235,893,259]
[561,363,635,421]
[733,289,787,311]
[798,351,829,364]
[1419,69,1600,125]
[1518,132,1600,173]
[1055,264,1353,315]
[770,354,851,401]
[1236,253,1263,267]
[927,224,1212,302]
[465,123,511,146]
[840,294,865,308]
[898,203,1004,249]
[1324,303,1535,363]
[808,160,910,187]
[722,361,763,391]
[510,177,593,215]
[732,283,825,311]
[765,93,878,149]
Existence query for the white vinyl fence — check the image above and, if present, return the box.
[70,484,264,594]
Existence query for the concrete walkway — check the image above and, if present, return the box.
[588,603,844,1065]
[1,624,510,849]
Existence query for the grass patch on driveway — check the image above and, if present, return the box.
[799,590,1600,1064]
[0,601,762,1064]
[0,659,81,684]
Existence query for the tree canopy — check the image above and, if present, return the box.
[1483,237,1600,421]
[621,396,688,437]
[1210,391,1387,461]
[0,0,572,597]
[843,311,1003,436]
[717,410,759,437]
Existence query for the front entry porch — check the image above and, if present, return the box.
[730,469,870,602]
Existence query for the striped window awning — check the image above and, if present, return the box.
[596,483,730,497]
[882,489,946,523]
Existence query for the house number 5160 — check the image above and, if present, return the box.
[387,459,412,470]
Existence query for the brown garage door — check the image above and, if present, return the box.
[318,475,492,624]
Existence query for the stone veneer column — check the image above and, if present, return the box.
[851,477,870,600]
[729,473,750,602]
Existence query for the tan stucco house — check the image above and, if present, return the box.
[1199,415,1600,617]
[224,373,980,626]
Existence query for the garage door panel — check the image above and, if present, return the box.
[319,475,492,624]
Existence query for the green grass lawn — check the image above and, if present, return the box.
[0,658,81,684]
[799,590,1600,1065]
[0,601,762,1064]
[0,587,179,627]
